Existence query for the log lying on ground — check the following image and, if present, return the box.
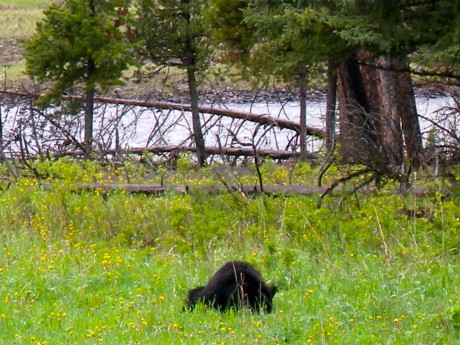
[40,183,189,195]
[62,145,315,160]
[39,183,441,198]
[0,91,325,138]
[40,183,327,196]
[200,185,329,196]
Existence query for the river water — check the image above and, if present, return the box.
[124,95,456,151]
[1,94,457,156]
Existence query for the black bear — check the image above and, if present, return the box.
[185,261,277,313]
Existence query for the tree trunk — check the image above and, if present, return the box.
[84,0,96,159]
[84,58,96,158]
[325,59,337,153]
[299,73,308,161]
[337,58,381,167]
[187,66,206,166]
[376,55,404,176]
[393,55,423,170]
[337,52,423,182]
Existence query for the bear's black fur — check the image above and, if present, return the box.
[185,261,277,313]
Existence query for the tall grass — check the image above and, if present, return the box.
[0,160,459,344]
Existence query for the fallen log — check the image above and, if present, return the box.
[59,145,314,160]
[198,185,329,196]
[0,90,325,138]
[39,182,443,198]
[40,182,327,196]
[40,183,189,195]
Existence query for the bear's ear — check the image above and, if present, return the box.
[268,285,277,298]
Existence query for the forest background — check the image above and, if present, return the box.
[0,0,460,344]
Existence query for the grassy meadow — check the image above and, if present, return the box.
[0,159,459,344]
[0,0,52,80]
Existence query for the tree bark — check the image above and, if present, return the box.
[39,182,438,198]
[299,72,308,160]
[337,52,423,181]
[325,59,337,153]
[84,58,96,158]
[376,55,404,176]
[187,66,207,166]
[1,89,325,138]
[393,55,423,170]
[338,58,381,167]
[84,0,96,159]
[60,145,305,160]
[182,0,206,167]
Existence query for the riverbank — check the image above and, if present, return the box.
[106,81,452,106]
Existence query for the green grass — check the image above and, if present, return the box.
[1,60,25,80]
[0,160,459,344]
[0,0,52,38]
[0,0,52,82]
[0,9,44,38]
[0,0,52,9]
[2,233,457,344]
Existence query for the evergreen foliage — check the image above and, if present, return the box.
[134,0,209,166]
[204,0,253,61]
[207,0,459,80]
[135,0,208,71]
[205,0,459,179]
[23,0,133,102]
[23,0,134,156]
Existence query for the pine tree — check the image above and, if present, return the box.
[23,0,133,157]
[207,0,458,181]
[134,0,209,166]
